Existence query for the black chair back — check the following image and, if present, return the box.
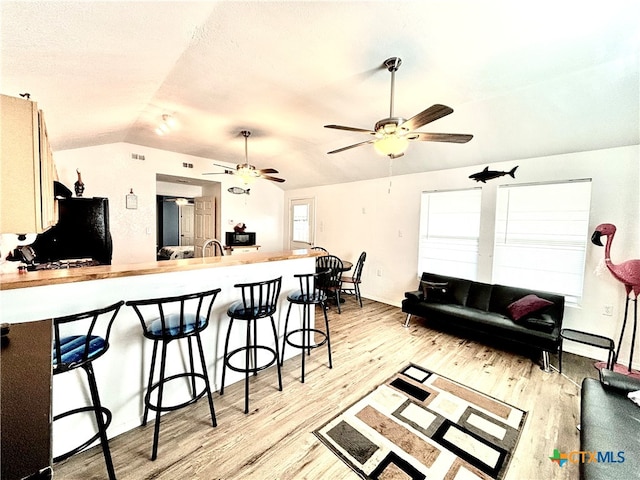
[311,246,328,253]
[53,300,124,374]
[126,288,221,339]
[316,255,343,290]
[352,251,367,283]
[230,277,282,320]
[293,270,329,303]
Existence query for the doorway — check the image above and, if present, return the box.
[289,197,315,250]
[156,174,221,259]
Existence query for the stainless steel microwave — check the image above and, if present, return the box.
[225,231,256,246]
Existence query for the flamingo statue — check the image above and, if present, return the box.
[591,223,640,372]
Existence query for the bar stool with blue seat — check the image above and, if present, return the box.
[52,300,124,480]
[126,288,221,460]
[280,270,332,383]
[220,276,282,414]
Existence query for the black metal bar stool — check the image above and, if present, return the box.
[52,300,124,480]
[281,271,332,383]
[126,288,220,460]
[220,276,282,414]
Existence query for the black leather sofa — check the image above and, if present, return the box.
[580,369,640,480]
[402,272,565,370]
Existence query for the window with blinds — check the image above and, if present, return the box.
[418,188,482,280]
[492,179,592,303]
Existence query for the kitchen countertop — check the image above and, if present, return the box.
[0,249,323,291]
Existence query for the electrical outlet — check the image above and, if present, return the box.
[603,304,613,316]
[376,268,382,277]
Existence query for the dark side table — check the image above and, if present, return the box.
[559,328,615,374]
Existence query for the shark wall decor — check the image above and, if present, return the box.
[469,166,518,183]
[228,187,250,195]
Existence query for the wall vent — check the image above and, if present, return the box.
[131,153,146,160]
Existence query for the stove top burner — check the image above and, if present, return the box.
[28,259,102,271]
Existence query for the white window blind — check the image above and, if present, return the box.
[492,180,592,302]
[418,189,482,280]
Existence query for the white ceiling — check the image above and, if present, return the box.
[2,1,639,190]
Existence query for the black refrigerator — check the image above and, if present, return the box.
[31,197,113,264]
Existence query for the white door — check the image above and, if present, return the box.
[194,196,215,257]
[179,204,194,246]
[289,197,315,250]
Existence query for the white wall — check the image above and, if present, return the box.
[284,146,640,366]
[53,143,285,264]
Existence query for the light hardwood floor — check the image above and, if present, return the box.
[54,299,597,480]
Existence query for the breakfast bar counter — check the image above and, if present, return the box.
[0,249,322,465]
[0,248,322,291]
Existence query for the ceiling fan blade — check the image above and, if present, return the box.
[327,139,376,154]
[257,168,278,174]
[260,174,285,183]
[410,132,474,143]
[324,124,375,134]
[400,104,454,132]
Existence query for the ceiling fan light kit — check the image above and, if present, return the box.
[154,114,176,136]
[374,133,409,157]
[325,57,473,158]
[202,130,285,184]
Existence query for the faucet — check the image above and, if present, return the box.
[202,239,224,257]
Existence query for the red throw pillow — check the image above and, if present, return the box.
[507,294,553,321]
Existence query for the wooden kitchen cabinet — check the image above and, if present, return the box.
[1,94,57,234]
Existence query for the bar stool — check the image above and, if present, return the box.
[126,288,220,460]
[220,277,282,414]
[281,271,332,383]
[52,300,124,480]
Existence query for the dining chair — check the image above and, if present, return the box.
[315,255,344,313]
[341,251,366,307]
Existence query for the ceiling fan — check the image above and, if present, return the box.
[325,57,473,159]
[203,130,285,184]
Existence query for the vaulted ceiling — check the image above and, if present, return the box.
[2,1,638,190]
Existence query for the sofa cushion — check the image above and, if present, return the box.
[507,294,554,321]
[466,282,493,311]
[421,273,471,306]
[420,280,449,302]
[520,315,556,333]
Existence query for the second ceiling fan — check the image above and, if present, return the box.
[325,57,473,159]
[204,130,285,184]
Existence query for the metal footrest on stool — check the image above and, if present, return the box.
[143,372,212,417]
[224,345,279,375]
[284,328,329,351]
[53,405,112,462]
